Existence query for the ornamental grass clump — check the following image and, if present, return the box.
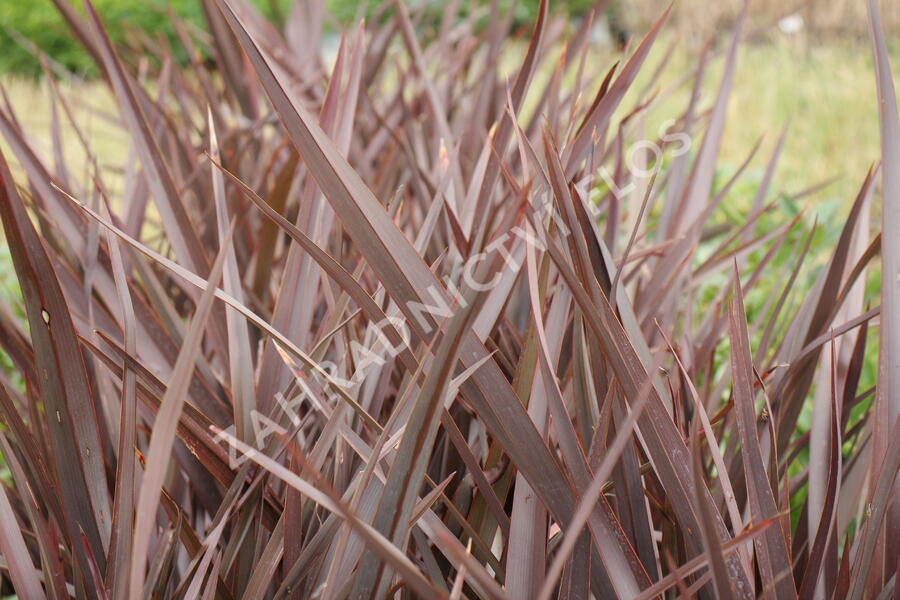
[0,0,897,598]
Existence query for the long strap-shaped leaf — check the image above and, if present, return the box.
[0,149,110,590]
[128,224,233,597]
[104,200,138,599]
[209,112,255,444]
[728,266,796,598]
[868,0,900,585]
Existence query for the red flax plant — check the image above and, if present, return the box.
[0,0,897,597]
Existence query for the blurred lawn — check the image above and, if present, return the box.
[639,34,886,214]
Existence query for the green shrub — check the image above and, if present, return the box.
[1,1,190,76]
[0,0,601,77]
[0,0,301,76]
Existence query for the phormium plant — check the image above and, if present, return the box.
[0,0,897,598]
